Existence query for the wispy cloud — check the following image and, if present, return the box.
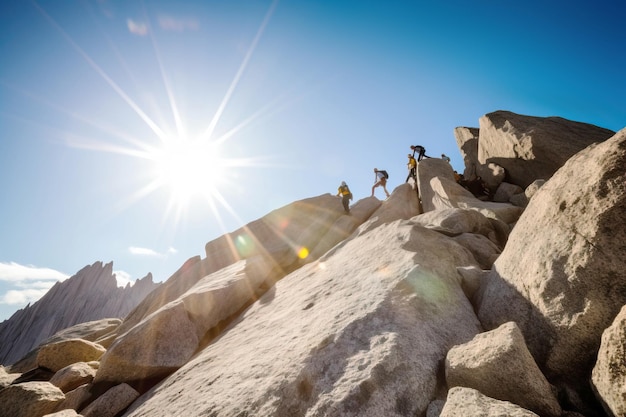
[129,246,161,256]
[0,262,69,282]
[158,16,199,32]
[127,19,148,36]
[0,262,69,306]
[0,288,51,305]
[129,246,177,258]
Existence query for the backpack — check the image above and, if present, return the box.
[380,170,389,179]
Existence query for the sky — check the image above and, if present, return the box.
[0,0,624,322]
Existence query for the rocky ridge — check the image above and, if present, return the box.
[1,110,625,417]
[0,262,160,367]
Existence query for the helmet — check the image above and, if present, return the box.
[408,154,412,158]
[341,181,346,186]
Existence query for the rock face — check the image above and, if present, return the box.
[124,216,483,416]
[440,387,540,417]
[454,126,480,180]
[475,110,614,188]
[0,381,64,417]
[37,340,105,373]
[116,195,381,338]
[445,321,561,416]
[417,157,524,225]
[478,127,626,408]
[1,111,623,417]
[0,262,160,366]
[592,305,626,416]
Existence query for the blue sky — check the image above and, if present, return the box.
[0,0,624,322]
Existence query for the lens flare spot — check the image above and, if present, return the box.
[278,218,289,230]
[235,234,255,257]
[298,247,309,259]
[404,268,449,303]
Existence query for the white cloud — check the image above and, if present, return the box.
[0,262,69,306]
[0,262,69,282]
[14,280,57,289]
[113,270,133,288]
[0,288,49,305]
[129,246,162,257]
[129,246,177,258]
[127,19,149,36]
[158,16,199,32]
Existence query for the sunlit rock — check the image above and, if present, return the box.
[37,340,105,373]
[477,110,614,188]
[446,321,561,416]
[592,305,626,417]
[49,362,96,393]
[477,127,626,409]
[440,387,540,417]
[123,219,482,416]
[0,381,65,417]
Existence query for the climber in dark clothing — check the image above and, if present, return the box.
[410,145,428,161]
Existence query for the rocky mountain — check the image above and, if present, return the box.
[1,110,624,417]
[0,261,160,367]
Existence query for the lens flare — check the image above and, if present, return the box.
[235,234,255,258]
[297,247,309,259]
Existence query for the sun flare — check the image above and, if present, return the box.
[152,138,224,205]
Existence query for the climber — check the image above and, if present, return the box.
[336,181,352,214]
[372,168,390,199]
[410,145,428,161]
[406,153,417,184]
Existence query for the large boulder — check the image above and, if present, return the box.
[445,322,561,417]
[417,158,523,224]
[450,233,500,269]
[96,258,274,384]
[477,110,615,188]
[54,383,93,413]
[95,301,199,384]
[37,340,106,373]
[454,126,480,180]
[123,217,483,416]
[50,362,97,393]
[440,387,540,417]
[591,305,626,417]
[0,381,65,417]
[477,128,626,407]
[356,184,420,234]
[80,383,139,417]
[411,207,509,249]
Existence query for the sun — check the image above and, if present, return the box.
[151,137,225,206]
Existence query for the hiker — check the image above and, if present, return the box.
[441,153,451,163]
[406,153,417,183]
[372,168,390,198]
[410,145,427,161]
[336,181,352,214]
